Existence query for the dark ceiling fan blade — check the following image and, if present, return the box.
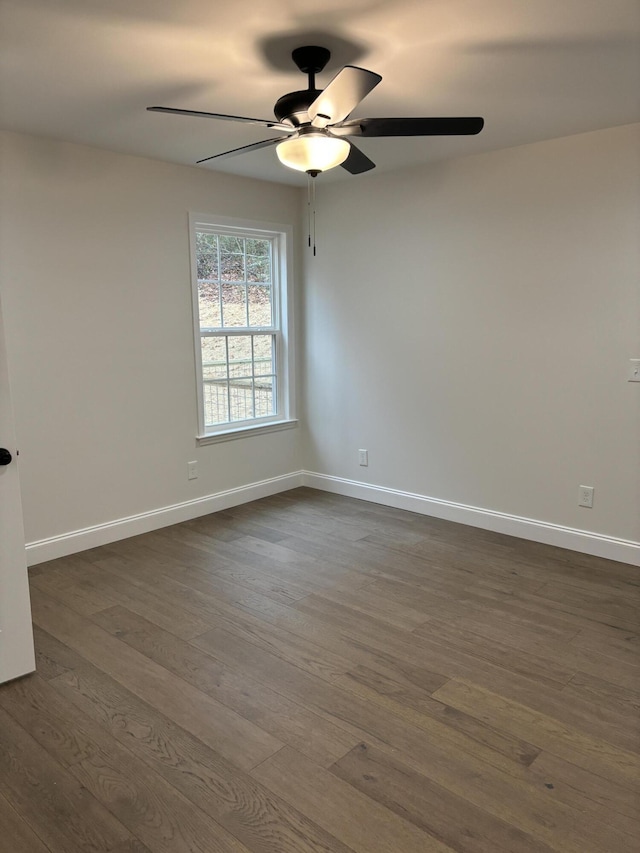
[147,106,292,131]
[335,116,485,137]
[340,142,376,175]
[196,137,283,164]
[308,66,382,127]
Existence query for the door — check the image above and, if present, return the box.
[0,292,35,683]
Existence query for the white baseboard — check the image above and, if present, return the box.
[302,471,640,567]
[26,469,639,568]
[26,472,303,566]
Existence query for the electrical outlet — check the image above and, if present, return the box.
[578,485,594,508]
[358,449,368,467]
[187,460,198,480]
[629,359,640,382]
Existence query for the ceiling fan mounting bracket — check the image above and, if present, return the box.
[291,46,331,76]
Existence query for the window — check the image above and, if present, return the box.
[190,214,295,442]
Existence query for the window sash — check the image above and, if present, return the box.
[200,330,278,429]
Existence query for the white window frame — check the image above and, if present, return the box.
[189,213,296,444]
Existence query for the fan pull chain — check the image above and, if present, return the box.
[307,172,312,249]
[306,172,318,256]
[312,175,317,256]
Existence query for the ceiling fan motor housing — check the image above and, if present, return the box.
[274,89,321,126]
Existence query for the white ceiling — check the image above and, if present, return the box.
[1,0,639,186]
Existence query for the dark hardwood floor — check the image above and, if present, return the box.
[2,487,639,852]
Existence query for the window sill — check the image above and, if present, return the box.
[196,418,298,446]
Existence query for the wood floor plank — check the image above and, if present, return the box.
[36,553,215,640]
[251,745,457,853]
[296,592,640,750]
[334,666,541,767]
[92,605,361,767]
[185,511,289,544]
[411,614,575,688]
[563,669,640,720]
[72,749,250,853]
[228,494,374,543]
[50,661,358,853]
[558,644,640,691]
[32,623,81,681]
[305,585,432,631]
[183,580,456,697]
[30,563,121,616]
[89,563,216,639]
[360,541,548,598]
[0,703,133,853]
[535,578,640,615]
[454,662,640,754]
[0,671,119,769]
[472,583,638,635]
[0,791,54,853]
[110,841,154,853]
[0,671,247,853]
[293,591,574,697]
[331,741,556,853]
[413,599,579,650]
[528,750,640,825]
[29,589,284,772]
[432,679,640,788]
[190,624,555,780]
[568,626,640,665]
[95,550,298,631]
[93,564,356,684]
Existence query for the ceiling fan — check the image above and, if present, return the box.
[148,46,484,177]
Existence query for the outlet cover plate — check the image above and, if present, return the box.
[578,485,594,508]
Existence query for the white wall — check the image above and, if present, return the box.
[302,124,640,544]
[0,132,302,547]
[2,125,638,559]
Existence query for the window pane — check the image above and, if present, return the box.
[196,233,219,282]
[253,334,275,374]
[201,336,227,380]
[204,380,229,428]
[198,281,221,328]
[220,235,245,282]
[227,336,252,378]
[248,285,272,327]
[197,252,218,281]
[245,237,270,258]
[221,284,247,327]
[202,333,228,426]
[219,235,244,254]
[197,232,218,252]
[255,375,275,418]
[229,333,254,423]
[229,378,254,422]
[246,241,271,282]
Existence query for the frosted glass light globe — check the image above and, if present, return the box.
[277,133,350,173]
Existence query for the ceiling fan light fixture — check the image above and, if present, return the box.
[276,131,350,173]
